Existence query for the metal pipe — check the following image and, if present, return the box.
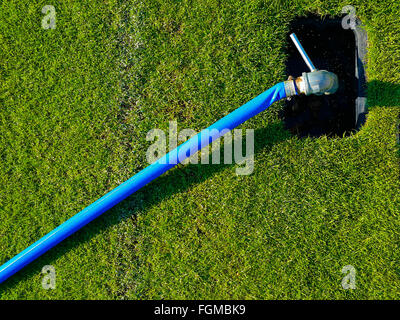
[290,33,317,72]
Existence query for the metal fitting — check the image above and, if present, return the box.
[301,70,339,95]
[286,33,339,97]
[284,70,339,97]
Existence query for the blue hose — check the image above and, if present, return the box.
[0,82,286,283]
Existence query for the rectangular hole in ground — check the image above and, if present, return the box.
[281,15,358,138]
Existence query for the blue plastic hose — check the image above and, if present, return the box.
[0,82,287,283]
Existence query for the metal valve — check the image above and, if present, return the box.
[284,33,339,97]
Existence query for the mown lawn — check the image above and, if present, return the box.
[1,0,399,299]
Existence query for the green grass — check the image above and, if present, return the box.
[1,0,400,299]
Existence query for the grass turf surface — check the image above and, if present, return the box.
[0,0,399,299]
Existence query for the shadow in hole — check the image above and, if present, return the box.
[283,14,358,138]
[0,122,291,291]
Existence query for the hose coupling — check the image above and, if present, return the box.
[284,70,339,97]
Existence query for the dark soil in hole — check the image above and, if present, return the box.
[281,15,358,137]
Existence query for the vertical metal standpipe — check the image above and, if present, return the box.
[290,33,317,72]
